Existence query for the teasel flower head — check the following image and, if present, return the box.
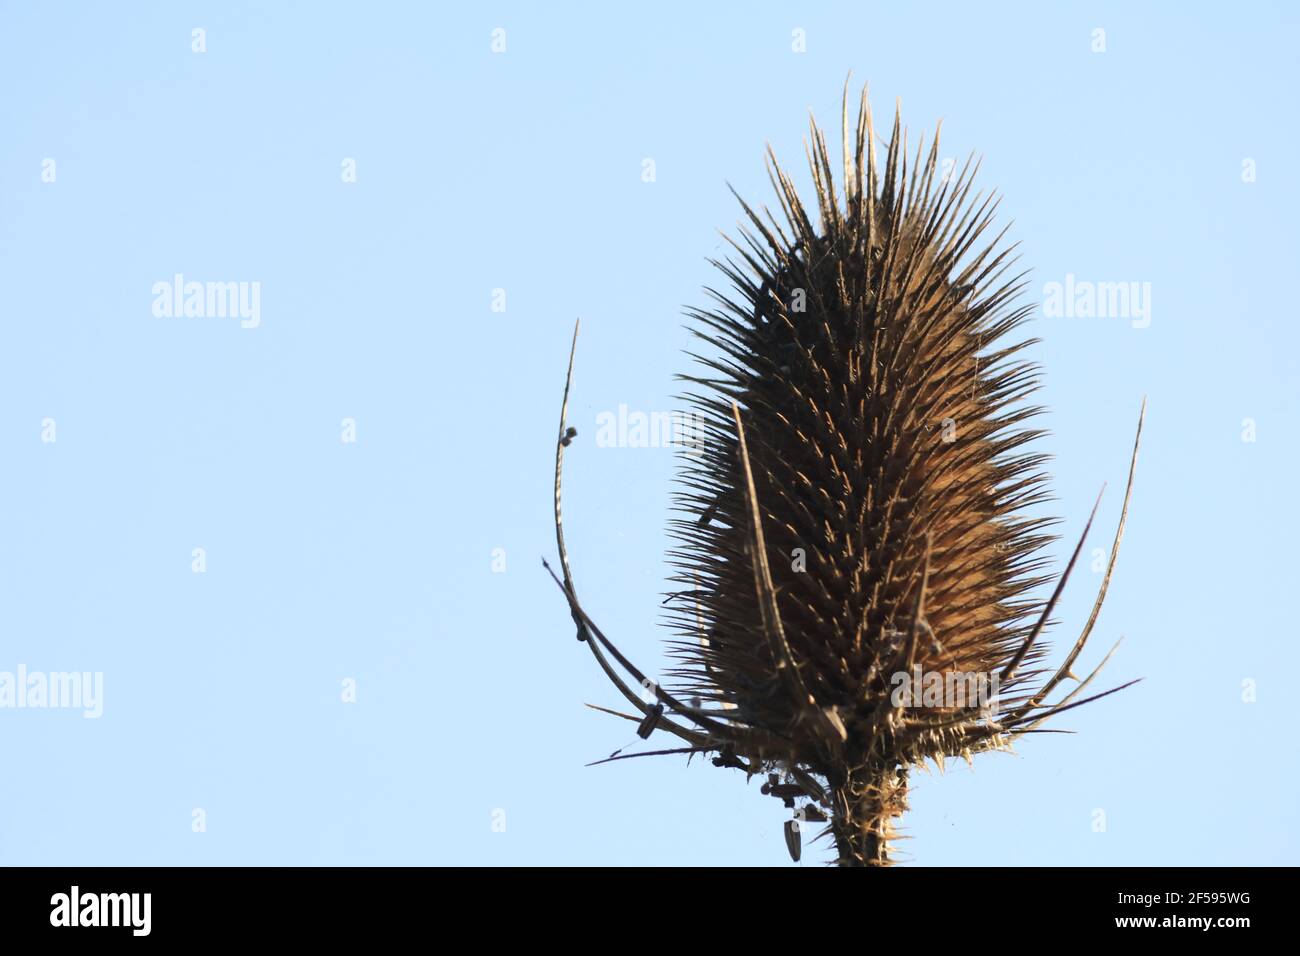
[546,83,1144,866]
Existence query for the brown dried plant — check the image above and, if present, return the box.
[546,84,1143,866]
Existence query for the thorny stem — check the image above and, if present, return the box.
[830,763,908,866]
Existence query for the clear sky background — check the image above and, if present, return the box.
[1,2,1296,866]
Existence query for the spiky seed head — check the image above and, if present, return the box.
[551,85,1142,866]
[662,90,1089,863]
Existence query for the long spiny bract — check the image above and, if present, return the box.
[549,85,1142,866]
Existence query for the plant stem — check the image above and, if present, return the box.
[830,763,908,866]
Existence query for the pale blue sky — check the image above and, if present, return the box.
[1,2,1295,866]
